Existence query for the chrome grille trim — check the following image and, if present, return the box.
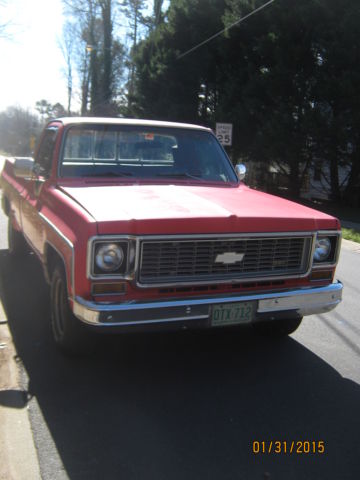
[138,233,315,287]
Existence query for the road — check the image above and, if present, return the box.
[0,193,359,480]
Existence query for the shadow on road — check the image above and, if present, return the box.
[0,249,359,480]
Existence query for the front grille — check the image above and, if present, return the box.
[139,235,312,285]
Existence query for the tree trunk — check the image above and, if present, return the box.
[101,0,112,112]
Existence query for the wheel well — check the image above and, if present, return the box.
[44,243,67,284]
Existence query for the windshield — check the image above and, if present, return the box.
[60,125,238,184]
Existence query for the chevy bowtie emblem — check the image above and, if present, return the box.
[215,252,245,264]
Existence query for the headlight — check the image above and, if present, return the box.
[90,239,134,278]
[95,243,124,272]
[314,237,331,262]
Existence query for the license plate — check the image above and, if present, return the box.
[211,302,254,327]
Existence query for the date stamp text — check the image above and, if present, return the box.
[252,440,325,455]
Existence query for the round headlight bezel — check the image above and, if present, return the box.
[95,243,124,272]
[314,236,332,262]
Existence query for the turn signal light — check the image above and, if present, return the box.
[309,270,333,282]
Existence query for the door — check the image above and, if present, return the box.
[21,126,59,255]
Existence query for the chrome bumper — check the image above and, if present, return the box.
[72,281,343,329]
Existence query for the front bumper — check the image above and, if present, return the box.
[72,281,343,330]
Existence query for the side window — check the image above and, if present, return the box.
[35,127,58,176]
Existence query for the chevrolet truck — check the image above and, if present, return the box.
[0,117,343,352]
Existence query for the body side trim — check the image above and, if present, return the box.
[39,212,75,298]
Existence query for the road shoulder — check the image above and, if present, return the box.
[0,301,41,480]
[341,238,360,253]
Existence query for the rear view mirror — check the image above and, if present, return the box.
[235,163,246,181]
[13,157,34,179]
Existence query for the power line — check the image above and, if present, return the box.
[177,0,275,60]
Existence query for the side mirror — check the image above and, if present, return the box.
[235,163,246,181]
[13,157,35,179]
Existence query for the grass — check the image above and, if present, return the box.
[342,228,360,244]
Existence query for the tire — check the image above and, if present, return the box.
[253,316,303,337]
[50,265,94,354]
[8,218,28,257]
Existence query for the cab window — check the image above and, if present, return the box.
[35,126,59,176]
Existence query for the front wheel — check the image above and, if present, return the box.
[50,265,93,354]
[253,316,303,337]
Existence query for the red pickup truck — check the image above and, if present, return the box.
[0,117,343,352]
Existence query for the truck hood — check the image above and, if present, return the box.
[59,183,339,235]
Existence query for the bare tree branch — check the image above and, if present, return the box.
[0,0,14,39]
[58,21,75,114]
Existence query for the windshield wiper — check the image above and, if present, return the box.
[156,172,204,180]
[86,171,133,177]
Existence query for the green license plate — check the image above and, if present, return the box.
[211,302,254,327]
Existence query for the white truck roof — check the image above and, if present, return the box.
[54,117,211,132]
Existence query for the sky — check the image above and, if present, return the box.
[0,0,68,112]
[0,0,157,115]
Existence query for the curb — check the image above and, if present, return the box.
[0,301,41,480]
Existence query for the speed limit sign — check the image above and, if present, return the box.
[216,123,233,146]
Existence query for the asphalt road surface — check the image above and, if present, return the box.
[0,193,359,480]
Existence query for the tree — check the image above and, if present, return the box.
[152,0,164,29]
[57,0,360,204]
[119,0,147,112]
[213,0,328,195]
[62,0,98,113]
[59,21,75,114]
[309,0,360,204]
[99,0,112,109]
[132,0,360,201]
[133,0,227,122]
[35,100,67,122]
[35,99,53,122]
[0,107,41,156]
[62,0,126,115]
